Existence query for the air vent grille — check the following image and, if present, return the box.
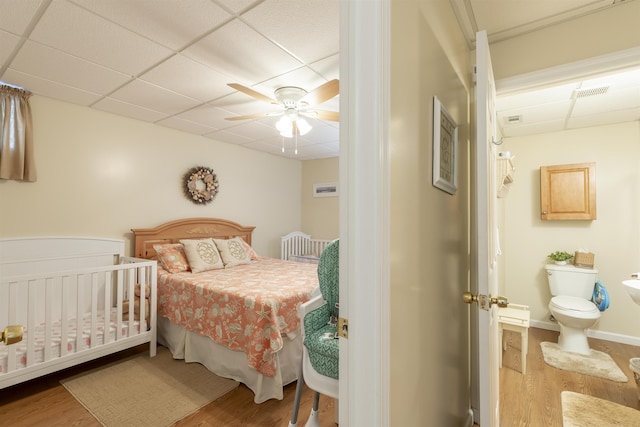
[574,86,609,98]
[506,115,522,124]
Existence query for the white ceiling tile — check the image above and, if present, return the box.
[140,54,235,102]
[92,97,167,123]
[215,0,263,14]
[0,29,21,65]
[11,41,131,94]
[183,19,302,85]
[177,104,238,129]
[242,0,340,64]
[157,116,218,135]
[69,0,232,50]
[308,54,340,81]
[108,79,201,116]
[205,129,254,145]
[258,67,334,97]
[30,1,172,75]
[568,108,640,129]
[2,68,101,105]
[0,0,43,35]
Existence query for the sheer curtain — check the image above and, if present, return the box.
[0,84,36,181]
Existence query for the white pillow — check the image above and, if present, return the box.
[179,238,224,273]
[213,237,251,268]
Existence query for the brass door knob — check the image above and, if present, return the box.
[463,292,508,310]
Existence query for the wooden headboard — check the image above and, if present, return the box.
[131,217,256,259]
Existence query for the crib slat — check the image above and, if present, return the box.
[6,281,20,373]
[75,274,84,352]
[60,276,70,357]
[43,278,53,363]
[26,280,37,367]
[138,265,147,332]
[104,270,112,344]
[127,268,135,336]
[90,273,99,348]
[116,269,124,340]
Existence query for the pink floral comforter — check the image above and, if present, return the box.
[157,257,319,377]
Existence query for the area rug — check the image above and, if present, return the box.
[61,346,239,427]
[562,391,640,426]
[540,341,628,382]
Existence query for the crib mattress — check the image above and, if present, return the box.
[0,308,141,374]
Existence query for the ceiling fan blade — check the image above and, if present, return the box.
[313,110,339,122]
[303,79,339,105]
[224,113,270,121]
[227,83,276,104]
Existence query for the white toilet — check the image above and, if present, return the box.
[545,264,600,354]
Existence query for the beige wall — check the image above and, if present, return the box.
[390,0,471,424]
[500,122,640,339]
[301,157,339,240]
[0,96,302,258]
[490,1,640,80]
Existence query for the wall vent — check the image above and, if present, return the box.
[506,114,522,124]
[574,86,609,98]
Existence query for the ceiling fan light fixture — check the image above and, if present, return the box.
[297,118,311,136]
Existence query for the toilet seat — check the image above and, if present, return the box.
[550,296,600,317]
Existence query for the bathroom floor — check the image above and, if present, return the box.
[500,327,640,426]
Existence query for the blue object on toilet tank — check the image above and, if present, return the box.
[592,280,610,311]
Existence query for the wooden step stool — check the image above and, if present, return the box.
[498,303,530,374]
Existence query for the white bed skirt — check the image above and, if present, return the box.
[157,316,302,403]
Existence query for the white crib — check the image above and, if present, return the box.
[0,236,157,389]
[280,231,332,261]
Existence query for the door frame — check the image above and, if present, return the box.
[339,1,391,425]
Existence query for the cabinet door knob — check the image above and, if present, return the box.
[541,211,547,215]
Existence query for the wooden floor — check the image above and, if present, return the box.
[0,345,336,427]
[500,327,640,427]
[2,328,638,426]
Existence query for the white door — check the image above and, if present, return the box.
[473,30,502,427]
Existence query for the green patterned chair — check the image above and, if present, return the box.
[289,239,339,427]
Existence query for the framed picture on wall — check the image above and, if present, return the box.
[432,96,458,195]
[313,182,339,197]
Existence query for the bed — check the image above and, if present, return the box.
[131,218,320,403]
[0,237,157,389]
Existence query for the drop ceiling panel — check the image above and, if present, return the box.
[92,97,168,123]
[182,19,302,86]
[0,30,21,64]
[139,54,235,102]
[205,129,255,145]
[0,0,42,35]
[30,1,172,76]
[3,68,101,106]
[107,79,201,115]
[11,41,131,94]
[157,116,218,135]
[242,0,340,64]
[71,0,232,50]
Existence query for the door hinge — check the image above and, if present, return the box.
[337,317,348,339]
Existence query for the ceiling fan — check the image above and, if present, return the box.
[225,79,339,137]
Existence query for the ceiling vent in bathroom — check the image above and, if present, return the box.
[574,85,609,99]
[505,114,522,125]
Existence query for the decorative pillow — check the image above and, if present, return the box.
[238,238,259,260]
[153,243,190,273]
[213,237,251,268]
[179,238,224,273]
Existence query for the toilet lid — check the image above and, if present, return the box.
[550,296,597,312]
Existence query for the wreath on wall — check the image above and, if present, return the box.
[183,166,219,205]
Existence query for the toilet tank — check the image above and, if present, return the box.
[545,264,598,299]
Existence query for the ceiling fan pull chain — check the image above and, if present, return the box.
[281,135,285,153]
[295,132,298,155]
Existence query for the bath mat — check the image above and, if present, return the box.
[61,346,239,427]
[540,341,628,382]
[562,391,640,426]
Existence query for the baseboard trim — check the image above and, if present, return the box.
[530,320,640,347]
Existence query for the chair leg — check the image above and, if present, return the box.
[288,362,305,427]
[305,392,321,427]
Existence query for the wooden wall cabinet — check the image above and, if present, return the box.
[540,162,596,220]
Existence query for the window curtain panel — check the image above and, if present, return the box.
[0,84,36,181]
